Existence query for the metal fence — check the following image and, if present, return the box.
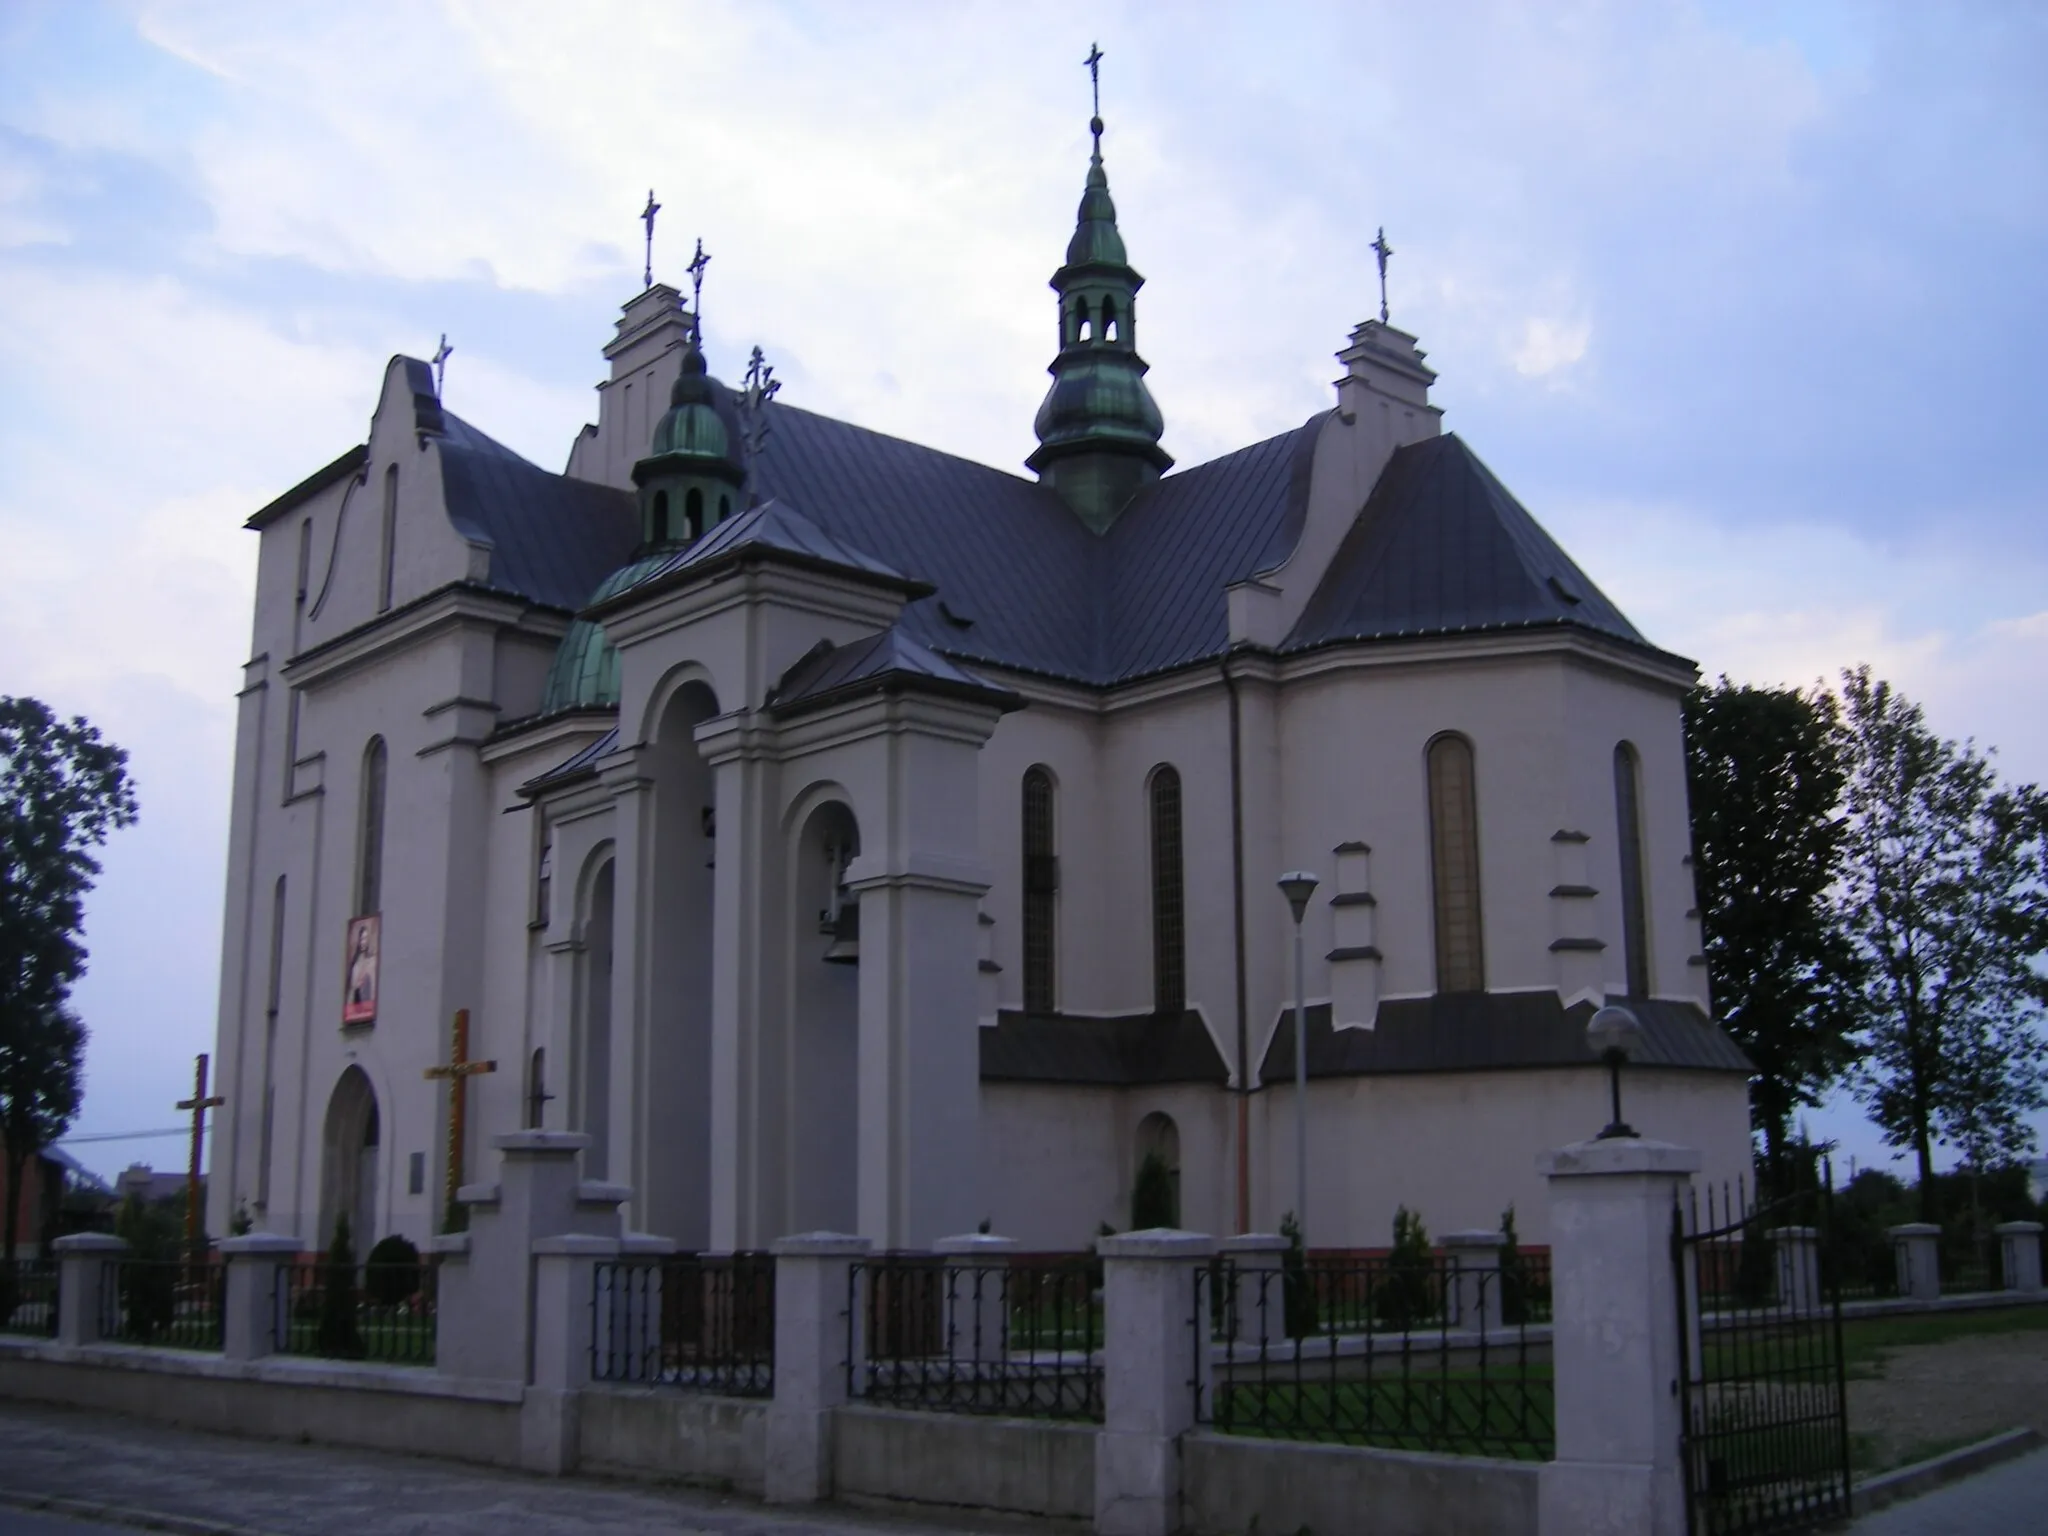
[1196,1251,1554,1460]
[99,1258,223,1350]
[0,1257,59,1338]
[274,1257,438,1364]
[851,1254,1102,1421]
[590,1254,774,1396]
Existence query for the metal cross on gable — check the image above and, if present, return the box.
[686,237,711,341]
[432,334,453,397]
[176,1053,226,1259]
[424,1008,496,1229]
[641,189,661,290]
[1372,227,1394,325]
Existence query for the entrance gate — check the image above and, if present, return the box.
[1672,1180,1853,1534]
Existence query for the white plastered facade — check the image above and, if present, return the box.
[207,296,1750,1260]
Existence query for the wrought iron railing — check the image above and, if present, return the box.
[274,1257,438,1364]
[851,1254,1102,1421]
[1196,1252,1554,1460]
[99,1258,223,1350]
[0,1257,59,1338]
[590,1253,774,1396]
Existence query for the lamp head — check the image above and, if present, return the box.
[1277,871,1320,924]
[1587,1004,1643,1062]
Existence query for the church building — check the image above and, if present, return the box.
[205,91,1752,1257]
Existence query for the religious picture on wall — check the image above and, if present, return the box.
[342,914,380,1025]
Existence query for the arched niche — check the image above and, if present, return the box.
[784,796,862,1235]
[319,1065,380,1248]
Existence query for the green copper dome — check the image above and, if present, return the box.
[1027,118,1171,532]
[648,344,743,472]
[538,550,674,714]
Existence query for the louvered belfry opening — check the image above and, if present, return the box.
[1149,766,1186,1014]
[1022,767,1058,1013]
[1614,741,1650,998]
[357,736,388,917]
[1427,734,1484,993]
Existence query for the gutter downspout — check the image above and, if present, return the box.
[1225,655,1251,1235]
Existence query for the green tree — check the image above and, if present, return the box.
[1683,678,1858,1195]
[0,697,137,1260]
[1130,1149,1178,1230]
[315,1211,363,1358]
[0,1003,85,1264]
[1838,668,2048,1220]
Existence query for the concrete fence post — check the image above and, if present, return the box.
[218,1233,302,1361]
[53,1233,125,1347]
[1887,1223,1941,1301]
[1996,1221,2044,1295]
[933,1232,1017,1365]
[1095,1229,1217,1536]
[765,1232,870,1505]
[1767,1226,1822,1315]
[1219,1233,1288,1349]
[1441,1229,1505,1332]
[1538,1137,1700,1536]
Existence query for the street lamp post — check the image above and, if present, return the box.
[1586,1005,1645,1140]
[1278,872,1320,1244]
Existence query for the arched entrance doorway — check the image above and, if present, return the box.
[319,1066,379,1246]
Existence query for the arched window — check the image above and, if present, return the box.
[718,493,730,523]
[1614,742,1650,997]
[1427,734,1484,993]
[1022,767,1057,1013]
[685,486,704,539]
[1101,295,1119,343]
[1149,766,1186,1014]
[1134,1111,1181,1228]
[1075,297,1092,343]
[357,737,387,916]
[378,464,398,612]
[652,490,670,544]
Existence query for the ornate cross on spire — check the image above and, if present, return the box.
[740,345,781,458]
[1085,42,1105,152]
[1372,227,1394,325]
[424,1008,496,1231]
[686,237,711,342]
[176,1053,225,1260]
[641,189,661,289]
[432,334,453,397]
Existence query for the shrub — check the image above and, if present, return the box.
[1376,1205,1437,1330]
[315,1212,363,1358]
[114,1194,179,1341]
[363,1234,422,1310]
[1498,1204,1548,1324]
[1279,1211,1318,1338]
[1131,1151,1178,1231]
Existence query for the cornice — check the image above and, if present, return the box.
[282,583,568,691]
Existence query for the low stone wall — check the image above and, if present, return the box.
[575,1385,767,1494]
[832,1404,1096,1521]
[0,1339,524,1468]
[1183,1431,1540,1536]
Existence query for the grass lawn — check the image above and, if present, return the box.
[280,1310,436,1365]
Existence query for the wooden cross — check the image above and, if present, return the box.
[424,1009,496,1226]
[176,1054,225,1258]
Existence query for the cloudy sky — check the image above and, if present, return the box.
[3,1,2044,1186]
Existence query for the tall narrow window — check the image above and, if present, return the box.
[686,486,704,539]
[1101,296,1119,343]
[526,1048,549,1129]
[1150,766,1186,1014]
[1614,742,1650,997]
[378,465,398,612]
[652,490,670,544]
[1427,734,1484,992]
[357,737,387,916]
[259,874,286,1204]
[1022,767,1057,1013]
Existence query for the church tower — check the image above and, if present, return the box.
[1026,57,1172,533]
[631,329,747,548]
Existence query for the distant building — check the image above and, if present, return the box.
[206,82,1752,1256]
[2,1138,109,1256]
[114,1164,198,1209]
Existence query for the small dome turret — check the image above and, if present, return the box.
[632,331,747,548]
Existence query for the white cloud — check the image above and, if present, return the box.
[1510,317,1591,379]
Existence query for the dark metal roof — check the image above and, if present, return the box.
[246,444,367,530]
[767,629,1021,717]
[1286,433,1648,654]
[1259,993,1752,1083]
[520,724,619,795]
[614,496,928,606]
[432,404,639,615]
[979,1009,1230,1086]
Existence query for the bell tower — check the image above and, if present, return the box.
[1026,46,1172,534]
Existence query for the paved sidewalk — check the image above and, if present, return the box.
[1847,1444,2048,1534]
[0,1401,1047,1536]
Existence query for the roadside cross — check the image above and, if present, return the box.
[423,1009,496,1228]
[175,1053,225,1259]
